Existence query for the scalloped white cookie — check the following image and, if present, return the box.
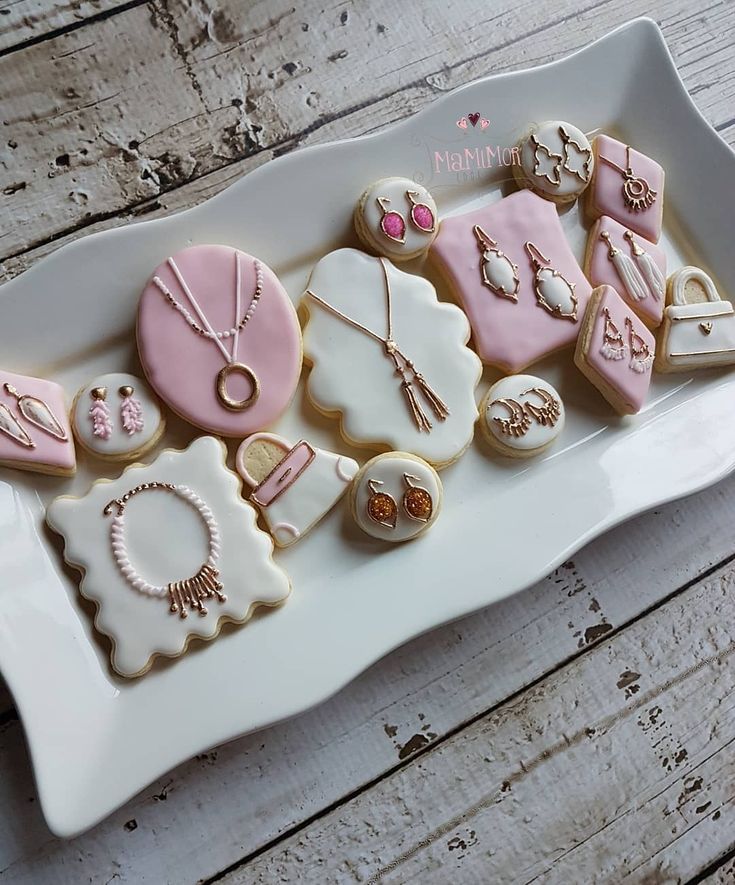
[301,248,481,468]
[46,436,291,678]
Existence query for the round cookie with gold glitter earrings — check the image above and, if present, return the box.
[71,372,165,462]
[514,121,594,204]
[479,374,565,459]
[350,451,442,542]
[354,177,438,262]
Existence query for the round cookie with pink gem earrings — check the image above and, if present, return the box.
[354,177,438,261]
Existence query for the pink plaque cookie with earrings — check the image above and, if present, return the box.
[137,245,302,437]
[587,134,665,243]
[0,370,75,477]
[574,285,656,415]
[429,190,593,373]
[585,216,666,328]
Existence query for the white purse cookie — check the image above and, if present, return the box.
[656,266,735,372]
[301,248,481,468]
[46,436,291,678]
[236,432,358,547]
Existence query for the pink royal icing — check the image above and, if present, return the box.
[137,245,302,436]
[585,285,655,414]
[587,216,666,328]
[411,203,435,233]
[381,211,406,243]
[0,370,75,474]
[590,135,664,243]
[430,190,592,372]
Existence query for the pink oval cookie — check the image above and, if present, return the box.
[137,245,302,436]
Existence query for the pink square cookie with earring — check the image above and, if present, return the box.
[430,189,592,373]
[587,134,665,243]
[574,285,656,415]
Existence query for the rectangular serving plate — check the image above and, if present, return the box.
[1,18,734,837]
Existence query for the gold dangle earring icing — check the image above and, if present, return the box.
[376,197,406,244]
[524,242,578,322]
[3,382,68,441]
[366,479,398,529]
[401,473,434,523]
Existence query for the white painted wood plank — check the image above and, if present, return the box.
[0,0,132,53]
[1,0,734,266]
[224,559,735,885]
[2,475,735,882]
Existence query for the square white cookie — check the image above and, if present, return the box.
[46,436,291,677]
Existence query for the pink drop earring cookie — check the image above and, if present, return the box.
[354,177,439,261]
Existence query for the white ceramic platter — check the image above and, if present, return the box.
[1,18,734,837]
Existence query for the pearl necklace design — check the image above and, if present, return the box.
[104,482,227,619]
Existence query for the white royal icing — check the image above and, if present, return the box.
[236,432,358,548]
[46,437,290,678]
[302,249,481,466]
[72,373,163,460]
[520,121,593,199]
[482,374,565,454]
[352,453,442,542]
[358,177,438,259]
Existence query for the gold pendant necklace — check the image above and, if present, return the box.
[304,258,449,433]
[599,144,657,212]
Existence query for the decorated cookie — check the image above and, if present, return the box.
[480,374,564,458]
[71,373,165,462]
[0,370,75,477]
[236,432,359,547]
[354,177,438,261]
[574,285,655,415]
[587,135,664,242]
[430,190,592,372]
[585,216,666,328]
[350,452,441,542]
[302,248,481,468]
[137,245,302,437]
[656,266,735,372]
[46,436,290,678]
[515,121,593,203]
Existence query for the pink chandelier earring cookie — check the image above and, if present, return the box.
[301,248,480,469]
[656,266,735,373]
[480,374,565,459]
[587,134,665,242]
[71,373,165,462]
[350,452,442,542]
[430,190,592,373]
[137,244,302,437]
[0,370,75,477]
[584,216,666,328]
[235,432,359,548]
[515,121,594,204]
[574,286,656,415]
[46,436,291,679]
[354,177,438,262]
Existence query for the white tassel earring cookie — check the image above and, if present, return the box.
[600,230,648,302]
[623,230,665,301]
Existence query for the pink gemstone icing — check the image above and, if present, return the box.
[411,203,435,232]
[137,244,302,437]
[381,211,406,243]
[430,190,592,372]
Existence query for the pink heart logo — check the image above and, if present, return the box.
[468,112,480,127]
[480,118,490,129]
[456,117,468,130]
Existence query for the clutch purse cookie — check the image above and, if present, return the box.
[656,266,735,372]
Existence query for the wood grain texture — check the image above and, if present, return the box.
[0,0,135,53]
[225,562,735,884]
[2,476,735,882]
[1,1,735,883]
[1,0,734,275]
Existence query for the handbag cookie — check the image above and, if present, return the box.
[656,266,735,372]
[236,432,358,547]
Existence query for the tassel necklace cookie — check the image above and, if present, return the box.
[305,257,450,433]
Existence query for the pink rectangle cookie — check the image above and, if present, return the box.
[585,215,666,328]
[430,190,592,373]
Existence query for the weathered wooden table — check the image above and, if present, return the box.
[1,2,734,882]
